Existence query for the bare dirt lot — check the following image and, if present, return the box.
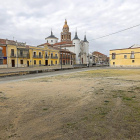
[0,69,140,140]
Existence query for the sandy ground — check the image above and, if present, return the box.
[0,69,140,140]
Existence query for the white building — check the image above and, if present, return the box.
[45,30,58,45]
[53,19,89,64]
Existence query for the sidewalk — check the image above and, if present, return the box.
[0,65,74,77]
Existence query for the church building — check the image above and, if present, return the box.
[46,19,89,64]
[45,30,58,45]
[61,19,71,42]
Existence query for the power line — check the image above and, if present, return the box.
[89,23,140,41]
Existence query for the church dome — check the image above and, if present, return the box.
[63,19,69,29]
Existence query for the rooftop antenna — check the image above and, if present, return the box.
[13,36,14,41]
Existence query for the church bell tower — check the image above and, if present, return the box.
[61,19,71,42]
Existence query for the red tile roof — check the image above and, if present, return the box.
[92,51,106,56]
[0,39,6,44]
[0,38,17,44]
[37,42,52,46]
[53,41,73,46]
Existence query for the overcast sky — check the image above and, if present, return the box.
[0,0,140,56]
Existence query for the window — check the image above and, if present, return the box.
[51,53,53,58]
[113,62,115,65]
[51,61,53,65]
[62,35,63,39]
[124,55,127,59]
[0,49,3,56]
[45,53,48,58]
[112,53,116,59]
[131,51,135,59]
[39,52,41,57]
[20,50,23,56]
[55,54,57,57]
[51,40,53,42]
[55,61,57,64]
[0,59,3,65]
[33,52,36,57]
[11,49,14,56]
[132,60,135,63]
[47,40,48,43]
[20,60,23,64]
[90,57,92,59]
[39,60,41,65]
[34,60,36,65]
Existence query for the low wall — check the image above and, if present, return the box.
[73,64,87,68]
[0,65,7,68]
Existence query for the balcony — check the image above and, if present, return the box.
[45,55,49,59]
[18,54,30,58]
[130,55,135,59]
[62,56,70,59]
[51,56,58,59]
[33,55,43,58]
[10,54,16,58]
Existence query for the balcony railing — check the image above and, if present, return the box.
[33,55,43,58]
[10,54,16,58]
[51,56,58,59]
[17,54,30,58]
[45,56,49,58]
[130,55,135,59]
[62,56,70,59]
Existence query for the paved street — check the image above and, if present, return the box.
[0,67,104,84]
[1,66,140,84]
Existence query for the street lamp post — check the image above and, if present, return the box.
[59,45,62,70]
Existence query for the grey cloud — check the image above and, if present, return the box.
[0,0,140,56]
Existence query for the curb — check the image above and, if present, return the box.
[0,67,74,78]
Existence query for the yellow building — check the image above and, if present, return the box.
[110,44,140,67]
[6,40,59,68]
[6,40,28,67]
[28,43,59,67]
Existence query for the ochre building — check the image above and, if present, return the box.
[110,44,140,67]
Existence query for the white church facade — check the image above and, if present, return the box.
[46,19,89,64]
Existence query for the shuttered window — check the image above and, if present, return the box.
[0,59,3,65]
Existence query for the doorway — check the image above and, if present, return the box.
[63,60,65,65]
[11,60,15,67]
[82,58,83,64]
[45,60,48,66]
[27,61,29,67]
